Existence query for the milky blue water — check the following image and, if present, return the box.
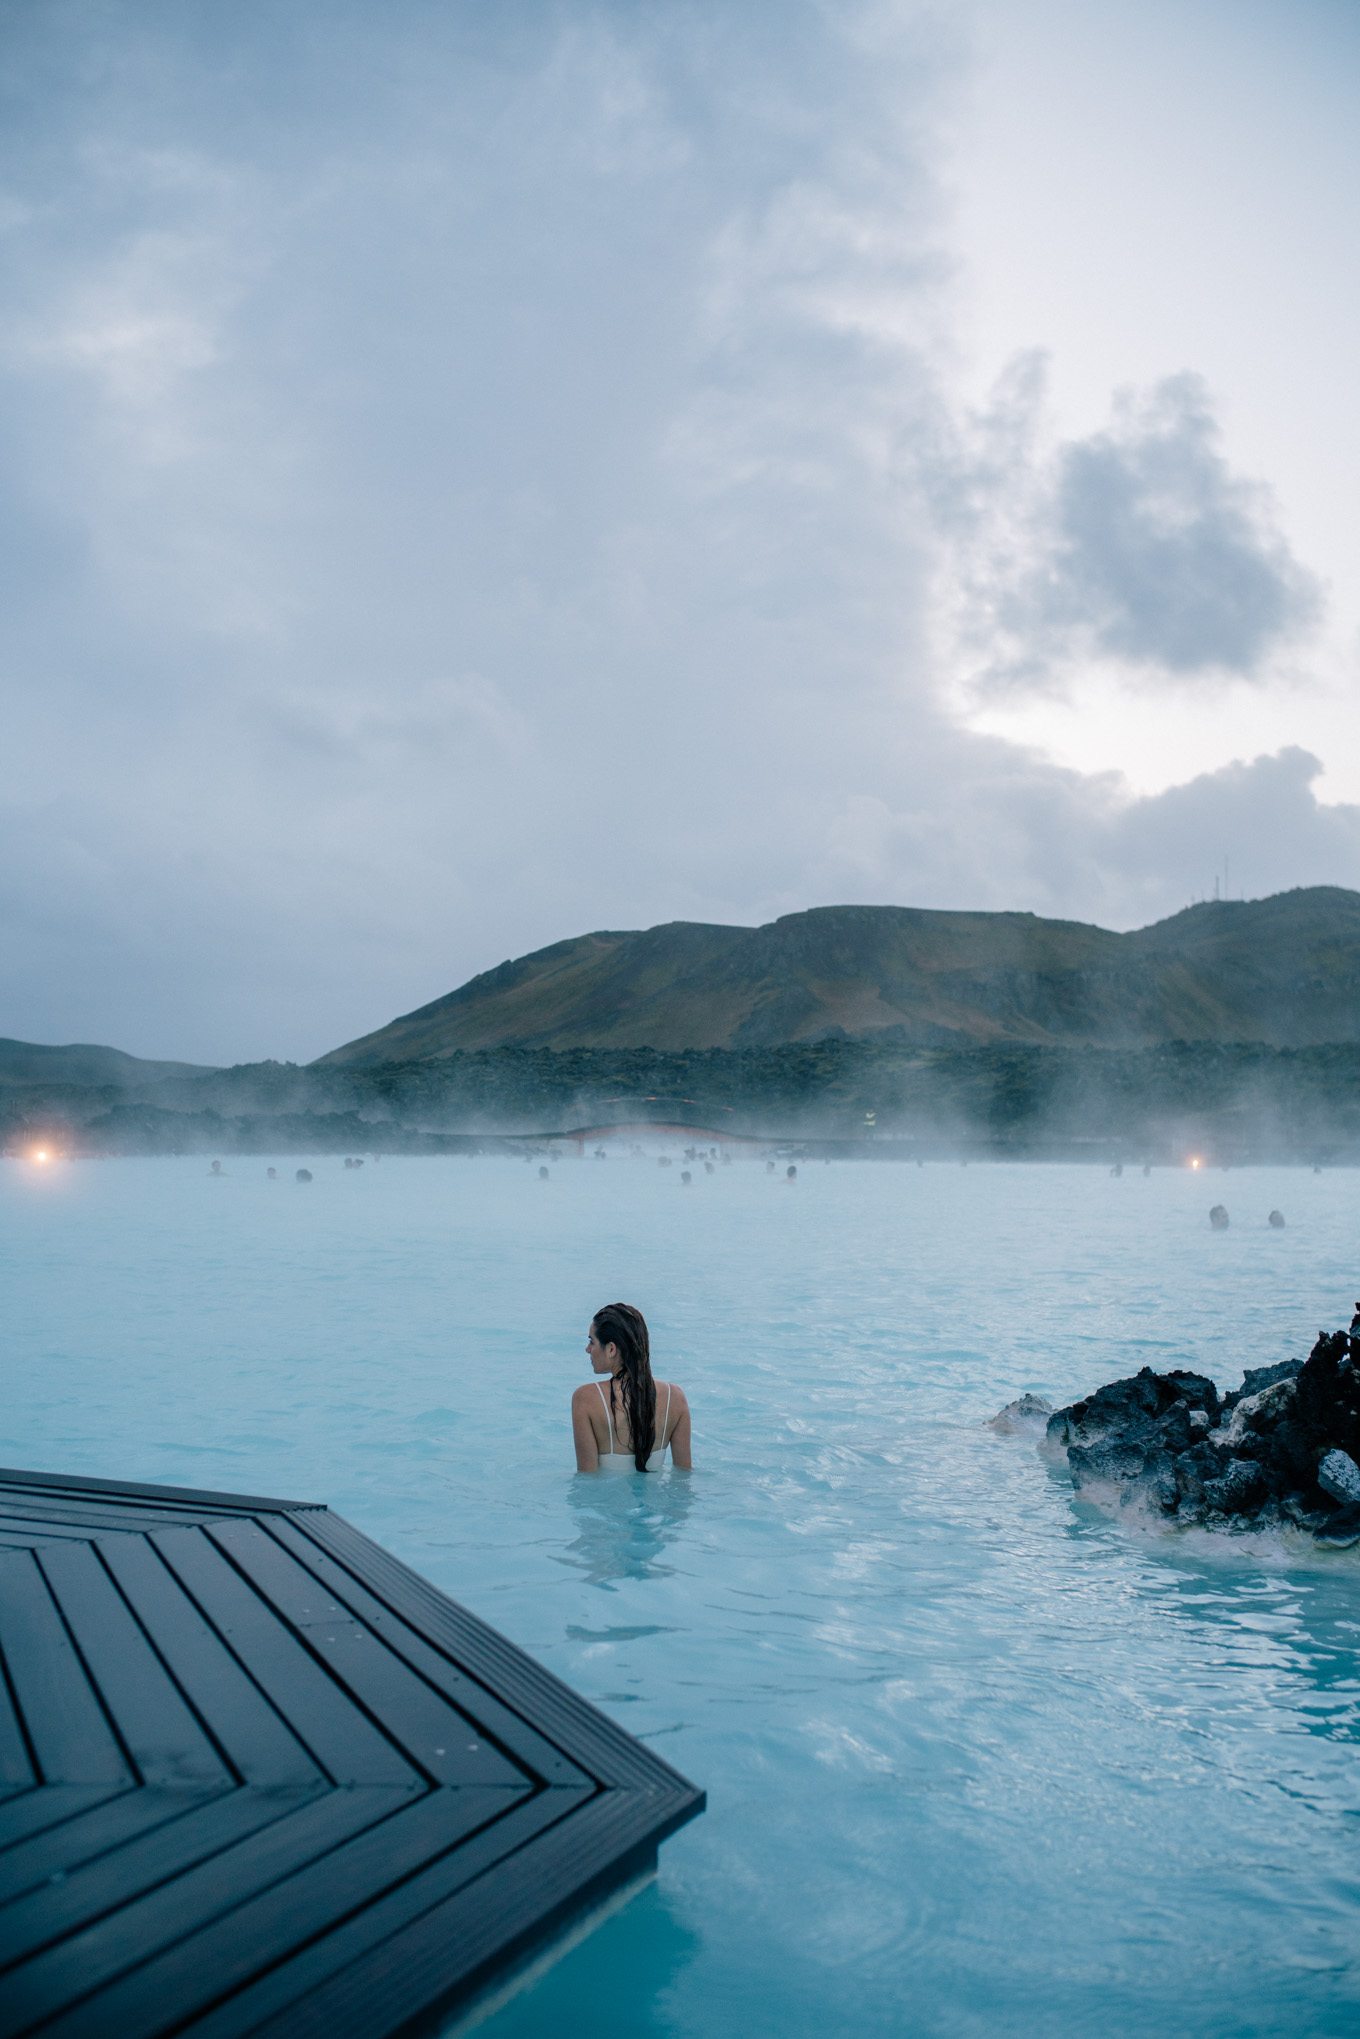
[4,1154,1360,2038]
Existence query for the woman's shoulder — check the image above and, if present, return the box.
[571,1380,605,1403]
[654,1378,688,1405]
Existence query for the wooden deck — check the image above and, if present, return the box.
[0,1466,704,2038]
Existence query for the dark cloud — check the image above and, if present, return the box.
[951,363,1323,691]
[1104,746,1360,907]
[1051,376,1322,670]
[822,741,1360,929]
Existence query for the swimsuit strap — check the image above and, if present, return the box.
[659,1382,672,1456]
[595,1378,615,1453]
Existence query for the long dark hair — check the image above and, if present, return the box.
[593,1302,656,1472]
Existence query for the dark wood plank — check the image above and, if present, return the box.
[98,1536,324,1789]
[149,1528,423,1788]
[0,1658,34,1791]
[230,1789,693,2039]
[301,1511,694,1791]
[0,1784,323,1973]
[0,1788,130,1855]
[0,1785,235,1903]
[0,1470,704,2039]
[182,1788,583,2039]
[0,1469,317,1515]
[0,1521,127,1546]
[0,1500,243,1538]
[267,1517,595,1790]
[206,1522,534,1792]
[0,1554,132,1787]
[8,1786,499,2038]
[36,1544,231,1791]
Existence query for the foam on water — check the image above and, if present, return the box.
[4,1155,1360,2037]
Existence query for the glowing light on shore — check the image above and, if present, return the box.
[1189,1156,1202,1170]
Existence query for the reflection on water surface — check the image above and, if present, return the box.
[561,1470,697,1588]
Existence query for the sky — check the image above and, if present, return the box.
[1,0,1358,1064]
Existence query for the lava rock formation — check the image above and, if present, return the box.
[1042,1311,1360,1546]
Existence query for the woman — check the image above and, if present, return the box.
[572,1302,692,1471]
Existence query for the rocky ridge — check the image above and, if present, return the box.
[317,888,1360,1063]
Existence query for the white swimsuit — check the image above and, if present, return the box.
[595,1380,673,1472]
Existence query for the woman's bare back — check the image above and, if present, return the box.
[572,1375,692,1470]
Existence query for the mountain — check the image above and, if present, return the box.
[314,887,1360,1065]
[0,1039,219,1088]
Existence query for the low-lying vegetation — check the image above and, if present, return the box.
[5,1038,1360,1158]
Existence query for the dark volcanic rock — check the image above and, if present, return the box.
[1318,1449,1360,1506]
[1237,1359,1303,1400]
[987,1393,1054,1435]
[1046,1326,1360,1546]
[1045,1366,1218,1451]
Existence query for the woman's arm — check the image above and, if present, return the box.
[572,1385,602,1471]
[666,1386,693,1470]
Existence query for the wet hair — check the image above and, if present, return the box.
[592,1302,656,1472]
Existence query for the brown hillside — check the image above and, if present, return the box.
[313,889,1360,1066]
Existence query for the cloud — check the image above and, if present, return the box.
[824,742,1360,931]
[1106,745,1360,907]
[943,360,1324,693]
[0,1,1348,1063]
